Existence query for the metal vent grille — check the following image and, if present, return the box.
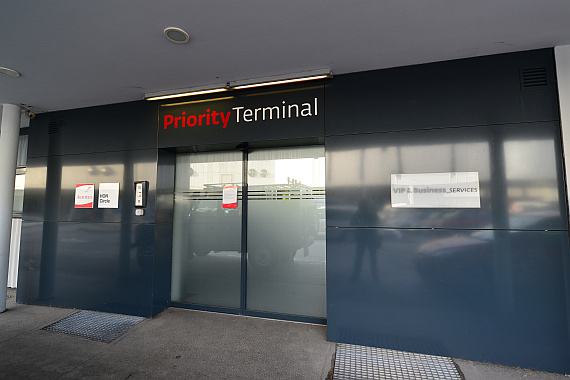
[42,310,145,343]
[333,344,462,380]
[521,67,548,88]
[48,121,59,134]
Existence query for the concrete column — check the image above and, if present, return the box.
[0,104,20,312]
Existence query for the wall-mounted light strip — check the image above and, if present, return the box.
[231,75,329,90]
[145,87,228,101]
[145,69,331,101]
[231,70,332,90]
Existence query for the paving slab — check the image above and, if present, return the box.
[1,289,335,379]
[3,289,570,380]
[455,358,570,380]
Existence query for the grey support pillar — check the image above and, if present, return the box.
[0,104,20,312]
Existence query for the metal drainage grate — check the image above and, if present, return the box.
[42,310,145,343]
[333,344,462,380]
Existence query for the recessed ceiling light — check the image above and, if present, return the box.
[0,67,20,77]
[164,27,190,44]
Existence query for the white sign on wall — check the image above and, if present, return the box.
[98,183,120,208]
[75,184,95,208]
[391,172,481,208]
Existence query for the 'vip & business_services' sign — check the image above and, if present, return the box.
[391,172,481,208]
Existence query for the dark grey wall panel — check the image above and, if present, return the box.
[152,222,173,316]
[326,227,570,373]
[17,221,156,317]
[152,150,175,315]
[22,156,50,221]
[155,150,175,224]
[22,101,166,317]
[325,49,557,136]
[16,222,42,301]
[28,100,157,157]
[23,149,158,223]
[324,48,570,374]
[326,122,567,231]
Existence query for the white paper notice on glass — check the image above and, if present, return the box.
[98,183,120,209]
[223,185,238,209]
[75,184,95,208]
[391,172,481,208]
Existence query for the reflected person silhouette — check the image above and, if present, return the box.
[350,199,382,282]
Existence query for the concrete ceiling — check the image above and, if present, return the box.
[2,1,570,113]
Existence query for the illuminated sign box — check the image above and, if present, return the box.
[158,84,324,148]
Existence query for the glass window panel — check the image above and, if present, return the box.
[13,173,25,217]
[171,151,242,308]
[17,135,28,168]
[247,146,326,318]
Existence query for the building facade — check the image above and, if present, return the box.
[16,48,570,374]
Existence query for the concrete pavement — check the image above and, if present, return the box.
[1,289,568,379]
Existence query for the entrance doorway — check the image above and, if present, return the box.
[171,146,326,321]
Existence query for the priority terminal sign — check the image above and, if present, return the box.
[158,84,324,148]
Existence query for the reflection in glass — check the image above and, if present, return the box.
[171,151,242,308]
[247,146,326,318]
[13,172,25,216]
[503,138,560,224]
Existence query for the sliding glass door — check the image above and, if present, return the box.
[171,146,326,319]
[246,147,326,317]
[171,151,243,308]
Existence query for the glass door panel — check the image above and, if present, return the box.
[246,146,326,318]
[171,151,242,308]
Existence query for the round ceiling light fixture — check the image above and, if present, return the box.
[164,27,190,44]
[0,67,20,77]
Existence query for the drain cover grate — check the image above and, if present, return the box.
[333,344,462,380]
[42,310,145,343]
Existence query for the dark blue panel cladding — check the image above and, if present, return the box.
[27,100,157,158]
[23,149,158,223]
[20,100,169,318]
[324,49,570,374]
[155,150,175,224]
[152,222,173,316]
[152,150,175,315]
[326,227,570,373]
[17,221,156,317]
[326,121,567,231]
[325,49,558,136]
[16,221,42,301]
[22,156,50,222]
